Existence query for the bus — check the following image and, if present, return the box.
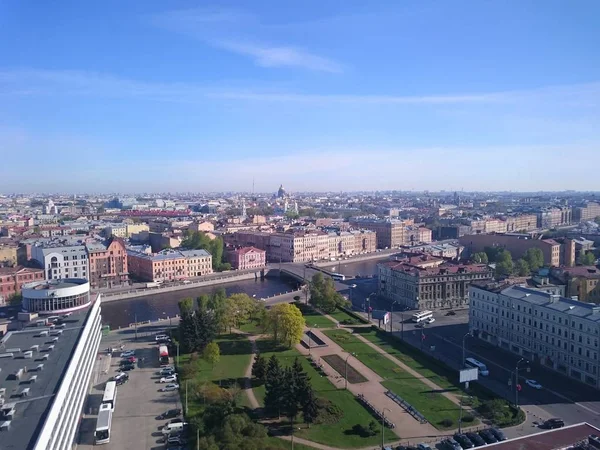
[411,310,433,323]
[159,344,169,365]
[465,357,489,376]
[331,273,346,281]
[102,381,117,410]
[95,403,113,445]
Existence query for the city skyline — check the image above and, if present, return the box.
[1,0,599,192]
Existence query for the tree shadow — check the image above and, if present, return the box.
[218,339,253,356]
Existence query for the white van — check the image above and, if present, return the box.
[161,422,187,435]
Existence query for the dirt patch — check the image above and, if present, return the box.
[322,354,368,384]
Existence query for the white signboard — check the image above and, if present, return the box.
[459,367,479,383]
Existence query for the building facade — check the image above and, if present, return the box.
[469,284,600,388]
[552,266,600,303]
[31,243,89,281]
[378,256,493,309]
[349,218,407,248]
[573,203,600,222]
[0,266,45,306]
[459,233,570,267]
[227,246,266,270]
[0,244,18,267]
[505,214,538,232]
[127,248,212,281]
[86,238,129,289]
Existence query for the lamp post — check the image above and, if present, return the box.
[344,353,355,390]
[462,332,472,368]
[366,292,376,321]
[399,312,404,340]
[308,325,316,355]
[381,407,391,449]
[515,358,529,407]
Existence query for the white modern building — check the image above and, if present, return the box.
[0,290,102,449]
[470,283,600,388]
[31,242,89,281]
[21,278,92,314]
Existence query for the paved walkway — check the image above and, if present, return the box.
[243,334,260,409]
[298,328,440,440]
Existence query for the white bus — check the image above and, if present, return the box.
[102,381,117,410]
[331,273,346,281]
[411,310,433,323]
[465,357,489,376]
[95,403,113,445]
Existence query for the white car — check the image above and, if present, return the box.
[155,334,169,342]
[160,374,178,383]
[161,383,180,392]
[426,317,436,324]
[525,379,542,389]
[120,350,135,358]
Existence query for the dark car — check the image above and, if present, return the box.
[542,418,565,429]
[466,432,486,447]
[454,433,475,449]
[166,435,187,447]
[479,429,498,444]
[441,438,462,450]
[489,428,507,441]
[158,408,182,420]
[445,310,456,316]
[119,363,135,371]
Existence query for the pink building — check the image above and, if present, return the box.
[127,248,212,282]
[227,247,266,270]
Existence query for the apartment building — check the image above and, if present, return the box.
[573,203,600,222]
[227,246,266,270]
[505,214,538,232]
[459,233,574,267]
[0,266,44,305]
[0,243,18,266]
[349,218,407,248]
[31,242,89,280]
[552,266,600,303]
[86,237,129,289]
[469,284,600,388]
[378,255,493,309]
[537,208,572,229]
[127,248,212,281]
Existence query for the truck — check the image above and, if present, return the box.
[145,282,161,288]
[158,344,169,365]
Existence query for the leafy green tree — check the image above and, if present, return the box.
[515,259,530,276]
[471,252,489,264]
[309,272,349,313]
[197,294,210,311]
[178,297,194,315]
[578,252,596,266]
[203,342,220,367]
[265,303,305,347]
[194,308,218,351]
[496,260,514,277]
[484,246,502,262]
[251,353,266,381]
[523,248,544,271]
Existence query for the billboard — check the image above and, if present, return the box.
[459,367,479,383]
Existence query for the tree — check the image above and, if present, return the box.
[265,303,305,347]
[523,248,544,271]
[203,342,220,367]
[578,252,596,266]
[251,353,266,381]
[8,293,22,306]
[515,259,530,276]
[179,297,195,315]
[181,231,225,270]
[197,294,210,311]
[484,246,503,262]
[264,356,285,417]
[471,252,489,264]
[302,388,319,427]
[309,273,349,313]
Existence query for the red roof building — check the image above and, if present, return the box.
[0,266,45,305]
[227,246,266,271]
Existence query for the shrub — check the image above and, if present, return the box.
[439,418,454,428]
[462,415,475,423]
[368,420,379,436]
[340,318,359,325]
[314,398,344,424]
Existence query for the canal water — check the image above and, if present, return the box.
[100,277,296,329]
[101,256,391,329]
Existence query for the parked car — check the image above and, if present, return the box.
[526,379,543,389]
[161,383,180,392]
[160,374,178,383]
[541,418,565,429]
[158,408,182,420]
[122,356,137,364]
[441,438,463,450]
[155,334,169,342]
[119,364,135,372]
[466,432,486,447]
[454,434,474,449]
[445,310,456,316]
[416,444,433,450]
[426,317,436,324]
[479,429,498,444]
[160,367,175,375]
[166,435,187,447]
[120,350,135,358]
[120,359,136,367]
[113,373,129,385]
[489,427,507,441]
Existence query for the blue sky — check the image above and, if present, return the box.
[1,0,599,193]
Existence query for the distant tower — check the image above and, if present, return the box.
[277,184,286,199]
[293,201,298,214]
[241,199,247,220]
[284,199,289,213]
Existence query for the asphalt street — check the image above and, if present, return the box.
[384,309,600,430]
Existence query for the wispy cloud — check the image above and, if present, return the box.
[1,68,599,108]
[147,8,343,73]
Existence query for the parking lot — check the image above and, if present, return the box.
[78,331,181,450]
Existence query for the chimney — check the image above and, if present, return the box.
[549,294,561,303]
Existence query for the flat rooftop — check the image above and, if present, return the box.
[0,307,92,450]
[28,280,83,290]
[486,422,600,450]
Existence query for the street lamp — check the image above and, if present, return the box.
[381,407,391,449]
[515,358,529,407]
[308,325,316,355]
[366,292,376,321]
[399,311,405,340]
[462,332,472,368]
[344,353,356,390]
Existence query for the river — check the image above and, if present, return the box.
[100,256,392,329]
[100,277,296,329]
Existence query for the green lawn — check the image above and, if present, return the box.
[294,302,336,328]
[264,436,319,450]
[328,308,365,324]
[239,319,265,334]
[324,329,467,430]
[254,339,394,448]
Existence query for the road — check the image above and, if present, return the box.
[384,309,600,430]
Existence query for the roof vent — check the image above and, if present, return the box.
[569,306,575,310]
